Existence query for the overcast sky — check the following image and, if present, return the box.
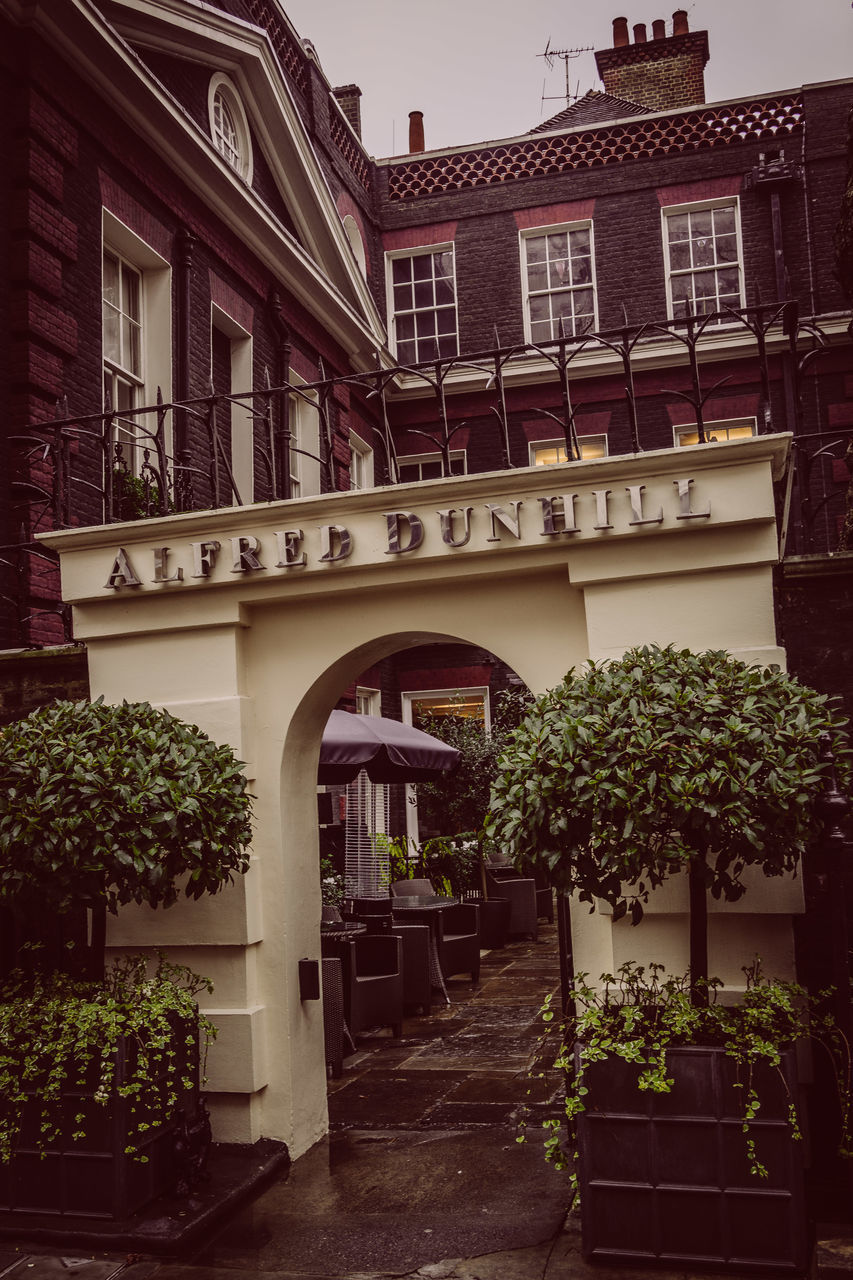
[279,0,852,157]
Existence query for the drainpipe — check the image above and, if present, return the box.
[269,289,292,500]
[174,227,195,508]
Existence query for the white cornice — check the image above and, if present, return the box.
[16,0,388,370]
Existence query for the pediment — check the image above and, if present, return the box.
[94,0,386,359]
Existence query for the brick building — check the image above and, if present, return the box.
[1,0,851,731]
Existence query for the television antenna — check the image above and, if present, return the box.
[538,38,594,112]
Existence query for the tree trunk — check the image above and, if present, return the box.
[688,850,709,1006]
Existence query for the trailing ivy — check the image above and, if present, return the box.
[524,962,851,1197]
[0,954,215,1163]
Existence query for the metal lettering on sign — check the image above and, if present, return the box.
[191,540,221,578]
[319,525,353,562]
[152,547,183,582]
[626,484,664,526]
[384,511,424,554]
[539,495,579,536]
[275,529,307,568]
[485,502,522,542]
[230,535,264,573]
[437,507,473,548]
[592,489,612,530]
[105,547,141,589]
[674,477,711,519]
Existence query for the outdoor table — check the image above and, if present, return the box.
[390,896,459,1004]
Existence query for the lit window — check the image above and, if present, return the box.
[675,419,756,447]
[530,436,607,465]
[388,246,458,365]
[208,74,253,182]
[522,224,597,342]
[663,200,744,320]
[410,690,488,729]
[396,451,466,483]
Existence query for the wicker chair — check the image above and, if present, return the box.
[321,956,345,1078]
[340,933,403,1039]
[485,867,538,939]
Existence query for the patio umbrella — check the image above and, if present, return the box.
[318,709,461,784]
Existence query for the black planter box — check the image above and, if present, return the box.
[575,1043,810,1274]
[0,1017,204,1221]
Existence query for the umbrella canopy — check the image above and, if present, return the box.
[318,710,461,784]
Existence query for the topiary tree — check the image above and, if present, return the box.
[486,645,851,1000]
[0,698,253,977]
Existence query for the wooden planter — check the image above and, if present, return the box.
[0,1016,209,1222]
[574,1043,809,1274]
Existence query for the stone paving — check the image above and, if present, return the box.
[2,922,852,1279]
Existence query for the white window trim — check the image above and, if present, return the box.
[401,687,490,845]
[674,417,757,447]
[208,72,253,184]
[519,220,598,345]
[102,210,171,480]
[288,376,321,499]
[355,686,381,716]
[661,196,746,322]
[211,304,253,504]
[385,242,459,365]
[349,430,374,490]
[529,435,608,465]
[396,450,467,482]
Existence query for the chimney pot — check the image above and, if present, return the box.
[633,22,647,42]
[408,110,424,153]
[652,18,666,39]
[672,9,689,35]
[612,16,629,46]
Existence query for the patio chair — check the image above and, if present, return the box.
[435,900,480,985]
[485,866,538,939]
[340,932,403,1039]
[389,879,434,897]
[348,897,431,1014]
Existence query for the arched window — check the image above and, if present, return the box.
[342,214,367,276]
[208,74,253,183]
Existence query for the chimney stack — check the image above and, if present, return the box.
[595,10,709,112]
[332,85,363,139]
[408,110,425,153]
[612,16,630,46]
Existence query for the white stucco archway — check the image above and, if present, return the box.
[42,435,795,1160]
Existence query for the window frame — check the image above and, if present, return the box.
[395,450,467,484]
[401,686,490,845]
[349,430,374,490]
[662,197,745,323]
[208,73,253,183]
[385,243,459,366]
[674,417,757,448]
[520,220,598,345]
[102,211,171,484]
[529,435,608,465]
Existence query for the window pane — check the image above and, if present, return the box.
[120,264,140,320]
[412,254,432,281]
[435,251,454,279]
[574,288,595,320]
[667,213,689,243]
[548,258,570,289]
[435,277,455,305]
[527,262,548,292]
[437,334,458,358]
[547,232,568,259]
[526,236,546,264]
[690,209,713,238]
[421,460,441,479]
[392,258,412,284]
[103,305,120,364]
[692,235,715,267]
[530,319,551,343]
[694,270,718,302]
[716,233,738,263]
[414,280,434,308]
[529,296,550,324]
[397,339,416,365]
[570,227,590,256]
[103,253,119,306]
[713,206,736,235]
[435,306,456,336]
[397,314,415,340]
[415,310,437,338]
[571,255,592,285]
[394,282,413,311]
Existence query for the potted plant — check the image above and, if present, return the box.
[0,697,253,1221]
[487,644,852,1271]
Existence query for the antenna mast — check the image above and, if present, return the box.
[538,38,594,112]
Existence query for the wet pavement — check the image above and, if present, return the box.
[2,922,852,1279]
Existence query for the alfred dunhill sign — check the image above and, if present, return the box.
[103,478,711,590]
